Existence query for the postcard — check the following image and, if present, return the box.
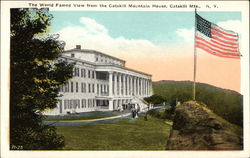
[1,0,249,158]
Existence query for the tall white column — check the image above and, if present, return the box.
[119,73,122,96]
[127,76,130,96]
[129,76,132,96]
[147,79,149,96]
[136,77,140,96]
[134,77,136,96]
[149,79,152,95]
[108,72,113,111]
[114,72,117,96]
[141,79,144,97]
[126,75,129,96]
[138,78,140,96]
[148,79,151,96]
[109,72,113,97]
[124,75,127,96]
[123,74,126,96]
[131,76,135,95]
[140,78,143,96]
[148,80,150,95]
[142,78,145,97]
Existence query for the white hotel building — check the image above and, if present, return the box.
[46,45,152,115]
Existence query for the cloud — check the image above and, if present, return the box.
[79,17,108,35]
[56,17,181,61]
[176,28,194,43]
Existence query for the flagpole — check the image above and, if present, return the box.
[193,8,197,101]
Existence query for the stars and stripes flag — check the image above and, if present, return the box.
[195,12,241,59]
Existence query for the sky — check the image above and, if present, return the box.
[49,11,241,92]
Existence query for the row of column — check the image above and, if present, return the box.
[108,72,152,98]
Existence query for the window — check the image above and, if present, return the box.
[71,53,75,58]
[92,84,95,93]
[76,99,80,109]
[59,85,64,92]
[92,71,95,79]
[81,99,86,108]
[73,67,79,77]
[69,99,80,109]
[81,83,84,93]
[64,100,68,109]
[88,70,91,78]
[76,68,79,77]
[76,82,78,92]
[89,84,91,93]
[88,99,92,108]
[86,99,89,108]
[81,69,84,77]
[71,82,74,92]
[70,100,73,109]
[65,82,69,92]
[81,83,86,93]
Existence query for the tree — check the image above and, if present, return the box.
[144,94,166,105]
[10,8,74,150]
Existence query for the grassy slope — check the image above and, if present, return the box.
[153,80,243,127]
[56,116,172,150]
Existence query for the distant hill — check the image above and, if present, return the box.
[153,80,240,95]
[152,80,243,127]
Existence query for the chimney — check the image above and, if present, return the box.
[76,45,81,49]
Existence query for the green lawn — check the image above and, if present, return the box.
[56,116,172,150]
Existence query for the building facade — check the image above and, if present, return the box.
[45,45,152,115]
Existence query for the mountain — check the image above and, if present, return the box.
[153,80,240,95]
[152,80,243,127]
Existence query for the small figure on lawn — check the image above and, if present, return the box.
[135,103,140,118]
[144,113,148,121]
[131,104,136,118]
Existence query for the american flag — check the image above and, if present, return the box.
[195,13,241,59]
